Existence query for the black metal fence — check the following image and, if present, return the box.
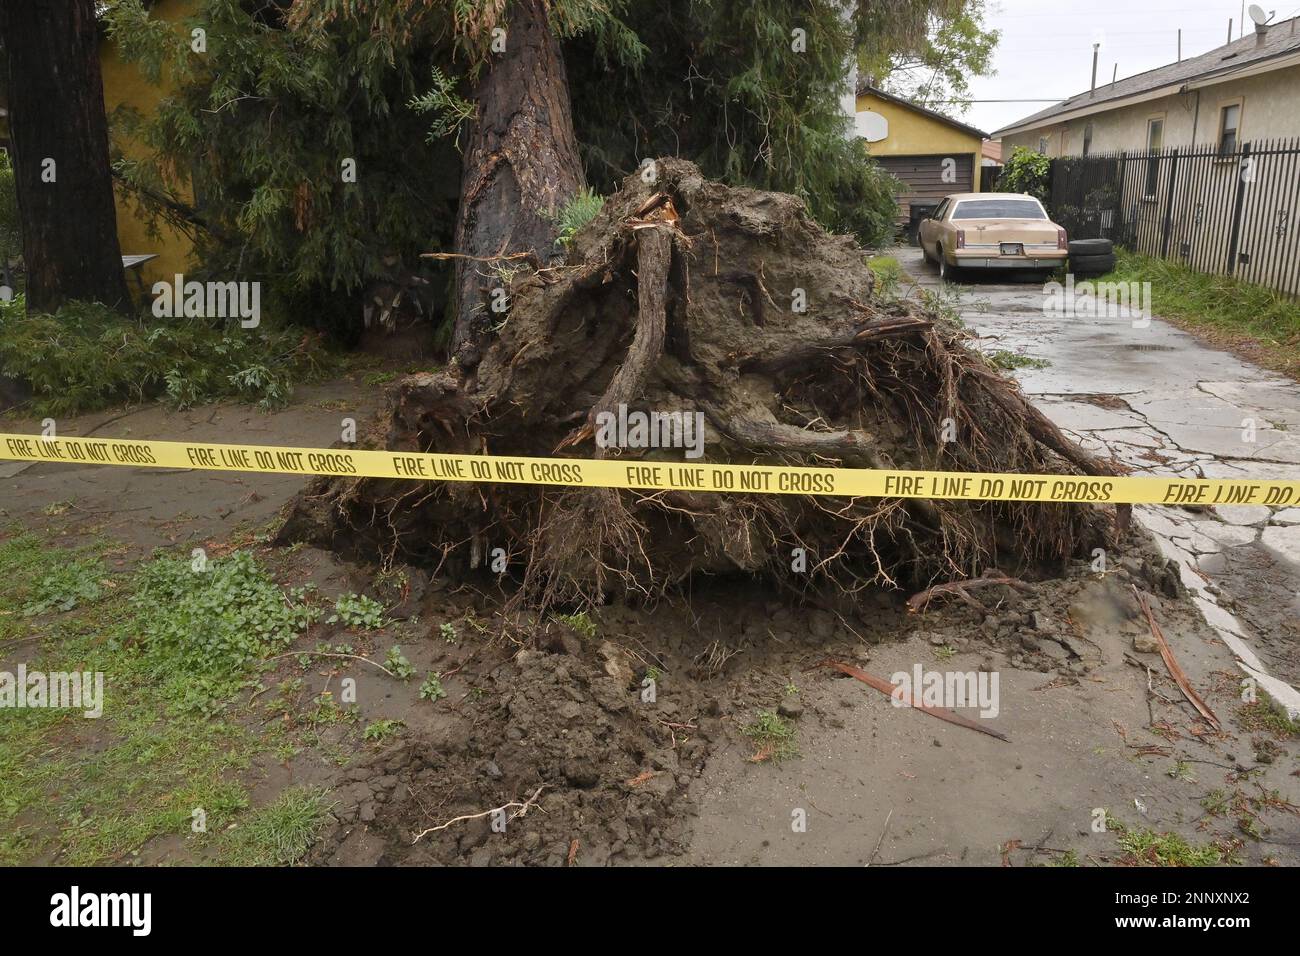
[1047,138,1300,297]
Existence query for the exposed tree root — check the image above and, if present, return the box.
[906,568,1036,614]
[278,159,1122,608]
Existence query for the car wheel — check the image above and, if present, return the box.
[1068,238,1114,257]
[1070,253,1117,275]
[937,248,959,282]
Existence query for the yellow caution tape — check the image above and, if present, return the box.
[1,432,1297,507]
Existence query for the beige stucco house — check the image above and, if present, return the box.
[994,16,1300,156]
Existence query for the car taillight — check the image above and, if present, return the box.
[1057,228,1067,250]
[956,229,966,249]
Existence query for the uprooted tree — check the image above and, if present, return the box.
[280,159,1127,606]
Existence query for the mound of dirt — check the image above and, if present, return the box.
[280,159,1124,606]
[312,620,711,866]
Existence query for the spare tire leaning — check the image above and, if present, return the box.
[1070,253,1117,275]
[1068,238,1114,257]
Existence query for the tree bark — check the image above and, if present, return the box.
[451,0,585,363]
[0,0,132,313]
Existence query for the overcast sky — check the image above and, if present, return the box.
[963,0,1300,136]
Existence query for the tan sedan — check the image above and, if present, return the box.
[919,193,1068,280]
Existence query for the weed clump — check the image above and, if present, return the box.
[131,550,318,711]
[328,592,386,629]
[22,557,106,615]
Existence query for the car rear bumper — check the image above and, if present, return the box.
[951,253,1067,269]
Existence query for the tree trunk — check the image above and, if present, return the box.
[0,0,131,313]
[451,0,585,364]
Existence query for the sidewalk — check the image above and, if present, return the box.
[892,242,1300,715]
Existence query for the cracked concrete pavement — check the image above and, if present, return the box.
[895,243,1300,716]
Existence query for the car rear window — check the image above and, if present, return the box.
[951,199,1046,220]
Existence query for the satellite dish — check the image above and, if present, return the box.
[1248,5,1275,26]
[855,111,889,144]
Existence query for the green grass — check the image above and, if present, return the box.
[0,530,337,865]
[1201,789,1231,817]
[219,787,332,866]
[1107,817,1227,867]
[555,610,597,640]
[988,349,1051,371]
[21,555,106,615]
[551,187,605,250]
[1236,701,1300,738]
[1116,827,1224,866]
[0,533,108,639]
[1101,249,1300,378]
[131,550,321,714]
[743,710,798,763]
[868,255,904,298]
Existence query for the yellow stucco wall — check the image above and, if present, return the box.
[855,90,984,189]
[99,0,197,290]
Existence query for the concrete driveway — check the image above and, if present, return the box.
[893,243,1300,714]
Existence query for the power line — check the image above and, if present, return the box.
[930,99,1069,103]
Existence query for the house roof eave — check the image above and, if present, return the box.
[856,84,988,140]
[992,24,1300,139]
[1183,48,1300,90]
[990,84,1185,138]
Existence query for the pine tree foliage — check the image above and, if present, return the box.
[105,0,979,337]
[105,0,460,337]
[569,0,916,244]
[862,0,998,115]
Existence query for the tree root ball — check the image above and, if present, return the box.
[278,159,1121,607]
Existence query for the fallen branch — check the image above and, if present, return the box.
[866,808,894,867]
[410,784,548,844]
[817,660,1010,742]
[906,568,1035,613]
[1133,588,1221,731]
